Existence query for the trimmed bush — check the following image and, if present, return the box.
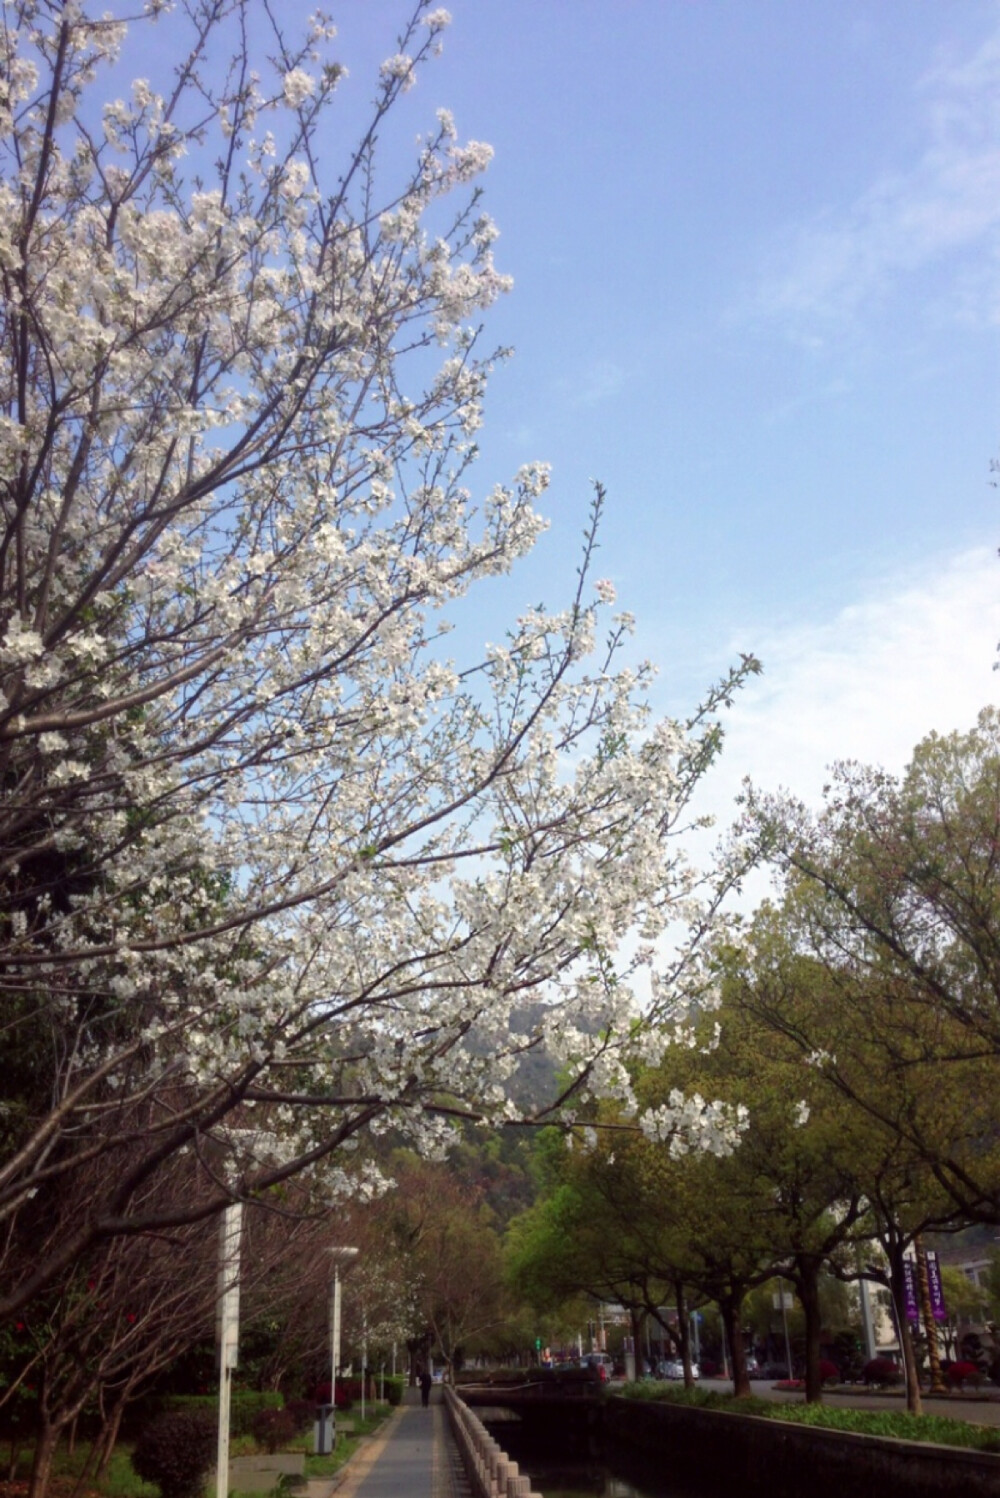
[251,1406,298,1453]
[334,1378,376,1408]
[862,1357,901,1387]
[382,1378,405,1407]
[819,1359,840,1385]
[947,1360,982,1390]
[283,1399,314,1433]
[163,1391,282,1438]
[132,1409,217,1498]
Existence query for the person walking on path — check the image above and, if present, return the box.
[419,1368,432,1407]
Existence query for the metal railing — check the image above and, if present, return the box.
[443,1385,545,1498]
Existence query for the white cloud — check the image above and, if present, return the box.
[703,544,1000,822]
[752,25,1000,336]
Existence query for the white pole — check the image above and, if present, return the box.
[331,1266,342,1418]
[216,1203,242,1498]
[361,1318,367,1423]
[327,1244,358,1444]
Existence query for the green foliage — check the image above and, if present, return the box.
[382,1377,406,1407]
[302,1404,393,1481]
[617,1384,1000,1452]
[131,1409,217,1498]
[282,1399,315,1433]
[163,1392,282,1439]
[747,707,1000,1224]
[1,1443,159,1498]
[251,1407,299,1453]
[95,1449,160,1498]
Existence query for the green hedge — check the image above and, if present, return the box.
[382,1377,405,1407]
[618,1383,1000,1453]
[163,1392,282,1439]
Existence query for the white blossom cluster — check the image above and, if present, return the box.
[0,0,757,1311]
[639,1091,750,1158]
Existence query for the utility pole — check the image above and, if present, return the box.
[216,1204,242,1498]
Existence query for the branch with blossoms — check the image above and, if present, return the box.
[0,0,758,1321]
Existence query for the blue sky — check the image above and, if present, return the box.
[280,3,1000,817]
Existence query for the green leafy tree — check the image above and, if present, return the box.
[746,708,1000,1225]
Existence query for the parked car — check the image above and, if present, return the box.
[658,1358,699,1380]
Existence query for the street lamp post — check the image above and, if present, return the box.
[216,1203,242,1498]
[328,1247,359,1439]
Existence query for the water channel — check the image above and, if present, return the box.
[482,1414,726,1498]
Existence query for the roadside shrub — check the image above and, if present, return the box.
[382,1378,405,1407]
[162,1392,282,1438]
[251,1406,298,1453]
[132,1409,217,1498]
[862,1358,901,1388]
[819,1359,840,1385]
[947,1360,982,1390]
[335,1379,358,1409]
[284,1399,314,1433]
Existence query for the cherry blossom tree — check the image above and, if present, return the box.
[0,0,757,1320]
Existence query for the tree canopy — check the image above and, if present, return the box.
[0,0,756,1320]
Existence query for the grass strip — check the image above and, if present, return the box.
[301,1405,394,1483]
[619,1382,1000,1454]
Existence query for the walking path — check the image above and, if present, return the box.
[308,1389,469,1498]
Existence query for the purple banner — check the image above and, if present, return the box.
[926,1250,947,1322]
[903,1258,919,1322]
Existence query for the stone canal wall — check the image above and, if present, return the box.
[445,1385,545,1498]
[605,1396,1000,1498]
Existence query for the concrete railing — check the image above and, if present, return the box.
[443,1385,544,1498]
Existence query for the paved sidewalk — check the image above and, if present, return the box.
[310,1389,468,1498]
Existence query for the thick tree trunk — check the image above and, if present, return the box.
[721,1293,751,1398]
[28,1417,59,1498]
[673,1281,696,1387]
[798,1259,824,1404]
[899,1312,923,1415]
